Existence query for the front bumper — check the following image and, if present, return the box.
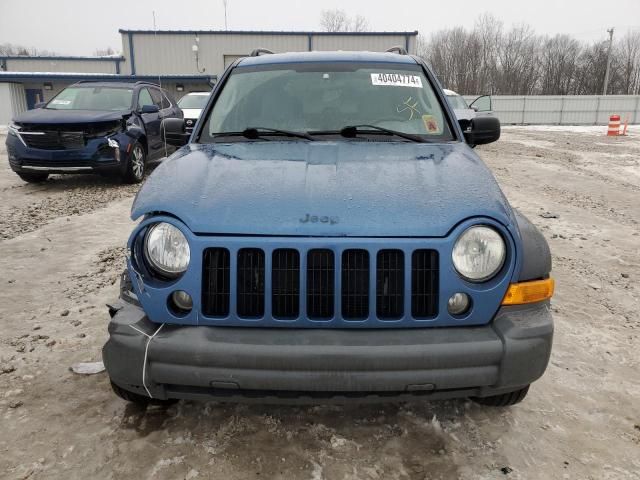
[103,300,553,403]
[6,132,130,174]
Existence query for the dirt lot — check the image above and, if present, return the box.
[1,127,639,480]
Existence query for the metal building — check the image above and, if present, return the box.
[0,29,418,124]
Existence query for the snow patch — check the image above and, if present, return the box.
[503,125,639,135]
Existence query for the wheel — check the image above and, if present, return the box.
[471,385,530,407]
[17,172,49,183]
[110,381,177,406]
[121,142,146,184]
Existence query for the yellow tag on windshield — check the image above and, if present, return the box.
[422,115,440,134]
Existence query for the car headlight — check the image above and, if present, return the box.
[452,226,506,282]
[144,222,190,278]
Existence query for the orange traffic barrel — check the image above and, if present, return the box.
[607,114,621,136]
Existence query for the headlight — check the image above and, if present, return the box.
[452,226,506,282]
[144,222,190,278]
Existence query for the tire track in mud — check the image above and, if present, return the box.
[0,179,138,240]
[483,138,640,194]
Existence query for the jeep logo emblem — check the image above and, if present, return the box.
[299,213,339,225]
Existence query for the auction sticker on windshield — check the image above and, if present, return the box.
[371,73,423,88]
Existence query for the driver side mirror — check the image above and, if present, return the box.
[460,116,501,146]
[161,118,190,147]
[34,101,47,109]
[140,104,159,114]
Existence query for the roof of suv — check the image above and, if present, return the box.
[238,50,418,67]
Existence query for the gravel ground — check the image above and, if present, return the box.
[1,128,639,480]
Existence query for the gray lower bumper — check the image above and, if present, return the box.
[102,301,553,403]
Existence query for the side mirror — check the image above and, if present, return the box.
[461,116,500,146]
[140,104,159,114]
[34,101,47,109]
[161,118,190,147]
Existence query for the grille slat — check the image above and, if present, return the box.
[202,248,230,317]
[307,249,335,319]
[202,246,439,323]
[411,250,439,318]
[237,249,265,318]
[376,250,405,319]
[22,131,85,150]
[341,249,369,319]
[272,249,300,319]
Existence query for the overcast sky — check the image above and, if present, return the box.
[1,0,639,56]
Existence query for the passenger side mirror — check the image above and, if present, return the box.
[140,104,159,114]
[460,116,501,146]
[161,118,190,147]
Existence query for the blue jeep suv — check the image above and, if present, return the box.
[6,81,182,183]
[103,50,554,407]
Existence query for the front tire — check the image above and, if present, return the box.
[17,172,49,183]
[471,385,530,407]
[121,142,145,184]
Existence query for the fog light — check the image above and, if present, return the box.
[448,292,470,316]
[171,290,193,312]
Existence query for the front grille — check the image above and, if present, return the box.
[341,249,369,319]
[272,249,300,319]
[237,248,265,318]
[376,250,404,319]
[21,131,85,150]
[307,249,335,319]
[411,250,439,318]
[201,246,439,323]
[202,248,230,316]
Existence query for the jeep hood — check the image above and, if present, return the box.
[13,108,131,125]
[132,141,514,237]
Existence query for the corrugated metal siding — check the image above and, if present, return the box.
[463,95,640,125]
[0,82,27,124]
[310,35,407,53]
[126,32,417,77]
[5,58,118,74]
[130,33,309,75]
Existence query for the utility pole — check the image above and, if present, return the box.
[223,0,228,30]
[603,27,614,95]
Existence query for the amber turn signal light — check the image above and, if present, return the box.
[502,278,555,305]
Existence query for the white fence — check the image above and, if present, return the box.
[463,95,640,125]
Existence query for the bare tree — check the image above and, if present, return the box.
[496,24,541,94]
[320,9,369,33]
[351,15,369,33]
[320,9,350,32]
[617,30,640,94]
[0,43,56,56]
[416,15,640,95]
[94,47,117,56]
[539,35,581,94]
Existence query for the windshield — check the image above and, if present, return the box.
[447,94,468,110]
[200,62,453,142]
[46,86,133,111]
[178,94,209,109]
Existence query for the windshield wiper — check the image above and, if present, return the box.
[339,125,426,143]
[213,127,315,141]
